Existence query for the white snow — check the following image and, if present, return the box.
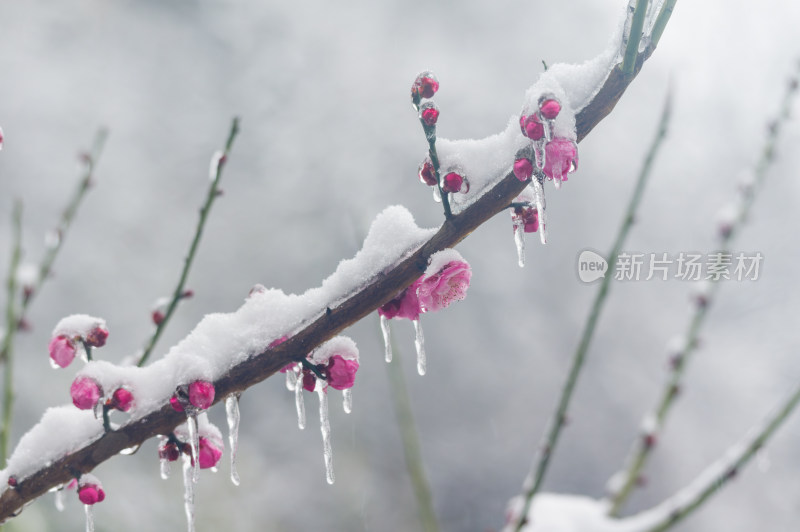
[308,335,359,365]
[423,248,466,277]
[52,314,106,339]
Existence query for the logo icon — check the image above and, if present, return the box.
[577,250,608,283]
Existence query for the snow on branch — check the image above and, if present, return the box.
[0,16,664,522]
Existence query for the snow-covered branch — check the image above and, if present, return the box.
[0,18,663,524]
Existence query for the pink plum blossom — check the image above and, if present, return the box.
[539,98,562,120]
[520,114,544,140]
[84,326,109,348]
[512,206,539,233]
[71,377,102,410]
[513,158,534,181]
[48,335,76,368]
[418,159,437,186]
[159,440,181,462]
[196,436,223,469]
[110,387,134,412]
[417,260,472,313]
[542,138,578,183]
[188,380,215,410]
[326,355,359,390]
[378,279,422,321]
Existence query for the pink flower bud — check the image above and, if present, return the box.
[378,279,422,321]
[442,172,465,194]
[520,114,544,140]
[420,102,439,126]
[197,436,223,469]
[170,395,185,412]
[188,380,215,410]
[110,387,134,412]
[78,484,105,505]
[417,260,472,313]
[71,377,102,410]
[7,475,18,488]
[302,370,317,392]
[412,71,439,100]
[539,98,561,120]
[542,138,578,182]
[49,335,77,369]
[84,326,109,348]
[151,310,165,326]
[513,206,539,233]
[418,159,437,186]
[159,441,181,462]
[326,355,359,390]
[513,158,534,181]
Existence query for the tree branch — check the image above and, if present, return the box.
[0,42,659,522]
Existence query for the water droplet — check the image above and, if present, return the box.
[54,487,66,512]
[294,365,306,430]
[432,186,442,203]
[316,381,335,485]
[343,388,353,414]
[225,394,241,486]
[119,444,140,456]
[413,319,426,376]
[553,178,561,190]
[380,315,393,363]
[84,503,94,532]
[182,454,196,532]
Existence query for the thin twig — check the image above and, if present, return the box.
[0,40,663,520]
[0,129,107,364]
[650,0,677,50]
[641,382,800,532]
[622,0,649,77]
[137,117,241,367]
[383,319,439,532]
[607,66,799,517]
[1,201,24,467]
[510,91,672,531]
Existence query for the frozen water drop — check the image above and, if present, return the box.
[413,319,426,376]
[432,186,442,203]
[294,365,306,430]
[55,488,66,512]
[285,367,297,391]
[160,456,171,480]
[84,504,94,532]
[553,178,561,190]
[316,381,335,485]
[186,412,200,484]
[182,454,196,532]
[380,314,393,363]
[119,444,140,455]
[343,388,353,414]
[225,394,241,486]
[531,178,547,245]
[513,224,526,268]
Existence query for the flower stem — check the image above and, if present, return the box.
[382,318,440,532]
[510,91,671,531]
[650,0,677,50]
[138,117,240,366]
[1,201,24,468]
[608,67,798,517]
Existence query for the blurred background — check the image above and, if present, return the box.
[1,0,799,530]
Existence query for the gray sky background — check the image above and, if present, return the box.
[1,1,800,531]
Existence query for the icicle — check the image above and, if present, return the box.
[294,364,306,429]
[285,366,297,391]
[186,412,200,484]
[380,314,393,363]
[55,488,66,512]
[160,455,171,480]
[84,504,94,532]
[343,388,353,414]
[182,454,196,532]
[553,177,561,190]
[513,224,526,268]
[316,381,335,485]
[225,394,241,486]
[413,319,426,376]
[531,178,547,245]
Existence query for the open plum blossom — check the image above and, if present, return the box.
[417,259,472,313]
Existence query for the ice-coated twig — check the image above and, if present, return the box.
[185,413,200,484]
[181,453,196,532]
[0,201,23,468]
[380,314,393,363]
[637,382,800,532]
[608,65,799,517]
[509,91,672,531]
[138,117,241,367]
[383,319,440,532]
[225,394,241,486]
[650,0,677,49]
[316,381,335,485]
[0,24,668,519]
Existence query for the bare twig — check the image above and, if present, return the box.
[137,118,241,366]
[0,201,23,467]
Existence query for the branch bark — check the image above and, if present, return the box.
[0,45,656,522]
